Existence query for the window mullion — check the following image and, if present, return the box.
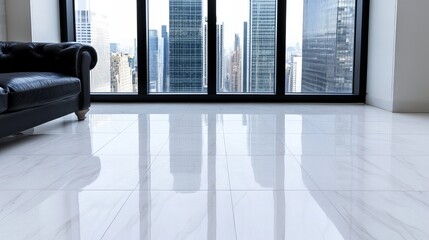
[207,0,217,96]
[138,0,149,96]
[276,0,287,95]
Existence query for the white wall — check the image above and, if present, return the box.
[367,0,429,112]
[366,0,397,111]
[0,0,6,40]
[4,0,31,41]
[30,0,60,42]
[392,0,429,112]
[4,0,60,42]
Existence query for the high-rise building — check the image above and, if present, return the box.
[242,21,249,93]
[288,54,302,92]
[248,0,276,93]
[161,25,169,92]
[301,0,355,93]
[169,0,204,93]
[229,34,242,92]
[110,53,133,92]
[132,38,138,92]
[203,23,207,89]
[216,23,224,92]
[75,0,111,92]
[149,30,159,92]
[158,35,164,93]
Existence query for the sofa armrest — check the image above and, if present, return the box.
[0,42,97,77]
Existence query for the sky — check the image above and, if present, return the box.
[80,0,303,51]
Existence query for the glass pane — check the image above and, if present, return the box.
[286,0,355,94]
[217,0,277,94]
[74,0,138,93]
[148,0,207,94]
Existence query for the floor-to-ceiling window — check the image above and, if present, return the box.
[217,0,276,94]
[61,0,368,101]
[74,0,137,94]
[285,0,356,94]
[148,0,208,94]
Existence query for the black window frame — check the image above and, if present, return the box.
[60,0,369,103]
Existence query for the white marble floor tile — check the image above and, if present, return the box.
[158,133,227,156]
[0,135,61,156]
[96,133,169,156]
[227,155,318,190]
[123,120,172,134]
[351,134,429,156]
[282,134,353,156]
[47,156,154,190]
[0,133,118,156]
[352,121,394,135]
[0,190,131,240]
[85,113,140,121]
[1,103,429,240]
[32,117,136,134]
[348,121,429,136]
[101,191,237,240]
[294,155,409,191]
[391,135,429,155]
[224,133,290,156]
[222,119,275,134]
[231,191,350,240]
[324,191,429,240]
[0,155,90,190]
[389,121,429,134]
[139,156,230,191]
[363,155,429,191]
[220,113,254,121]
[0,191,44,222]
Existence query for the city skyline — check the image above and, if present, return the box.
[75,0,354,95]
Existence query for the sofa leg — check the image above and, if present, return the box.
[75,109,89,121]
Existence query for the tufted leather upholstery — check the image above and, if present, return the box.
[0,42,97,77]
[0,42,98,138]
[0,72,81,112]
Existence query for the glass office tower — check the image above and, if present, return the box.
[301,0,355,93]
[169,0,205,93]
[248,0,276,93]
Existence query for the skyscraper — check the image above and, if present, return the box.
[161,25,169,92]
[203,23,208,89]
[229,34,242,92]
[110,53,133,92]
[301,0,355,93]
[75,0,111,92]
[248,0,276,93]
[169,0,204,93]
[149,29,159,92]
[288,54,302,92]
[216,23,224,92]
[242,21,249,93]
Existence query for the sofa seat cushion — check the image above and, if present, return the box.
[0,86,6,113]
[0,72,81,112]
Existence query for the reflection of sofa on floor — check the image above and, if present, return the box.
[0,119,101,239]
[0,42,97,138]
[0,155,101,239]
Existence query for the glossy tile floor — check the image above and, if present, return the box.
[1,103,429,240]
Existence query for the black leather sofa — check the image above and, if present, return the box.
[0,42,97,138]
